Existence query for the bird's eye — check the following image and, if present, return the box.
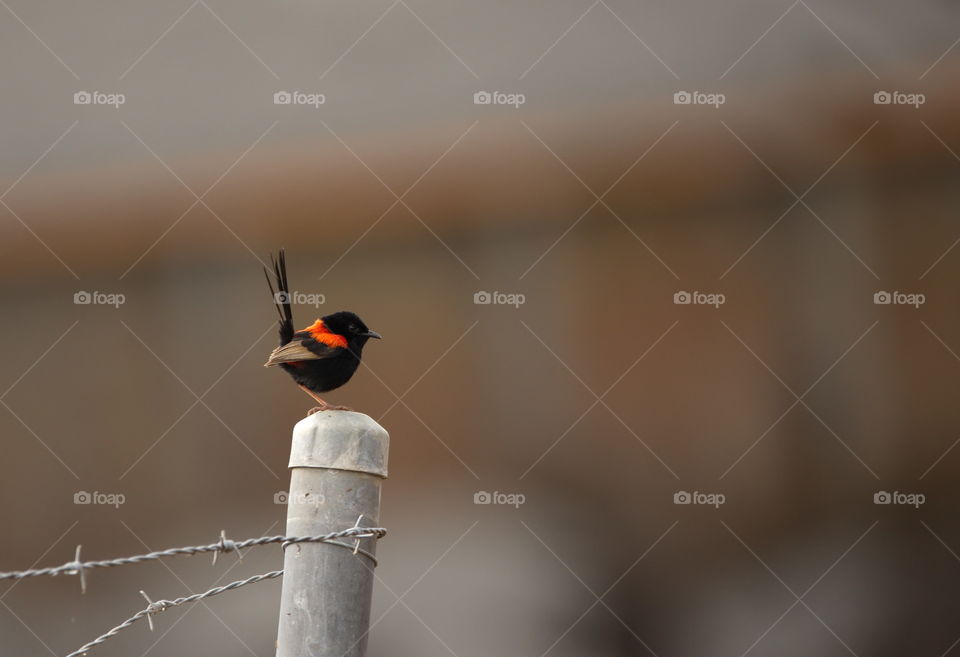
[349,324,358,333]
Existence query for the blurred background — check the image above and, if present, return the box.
[2,0,960,655]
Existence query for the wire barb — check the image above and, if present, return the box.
[352,515,365,555]
[64,545,86,594]
[139,590,158,631]
[212,530,239,566]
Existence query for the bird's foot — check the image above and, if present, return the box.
[308,403,354,415]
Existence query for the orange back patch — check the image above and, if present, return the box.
[300,319,348,348]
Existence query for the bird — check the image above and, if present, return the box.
[263,250,381,413]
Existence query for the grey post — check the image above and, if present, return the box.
[276,411,389,657]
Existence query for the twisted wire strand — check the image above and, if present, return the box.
[64,569,284,657]
[0,527,387,581]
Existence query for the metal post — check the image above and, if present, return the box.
[276,411,389,657]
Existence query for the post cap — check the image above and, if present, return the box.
[289,411,389,478]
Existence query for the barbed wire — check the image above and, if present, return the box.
[13,525,389,657]
[65,569,284,657]
[0,526,387,590]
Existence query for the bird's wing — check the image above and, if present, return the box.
[264,338,342,366]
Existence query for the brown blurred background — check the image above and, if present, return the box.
[2,1,960,655]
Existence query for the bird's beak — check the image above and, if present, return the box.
[363,330,382,339]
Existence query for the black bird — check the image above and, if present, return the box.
[263,250,381,412]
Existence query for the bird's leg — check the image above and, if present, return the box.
[299,385,353,413]
[298,384,327,406]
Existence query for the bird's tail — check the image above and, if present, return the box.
[264,250,294,346]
